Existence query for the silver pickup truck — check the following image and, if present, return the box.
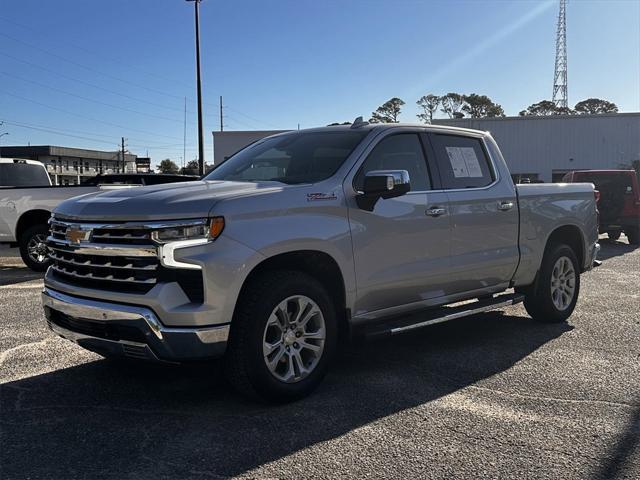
[42,121,599,401]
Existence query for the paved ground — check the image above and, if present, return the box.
[1,237,638,480]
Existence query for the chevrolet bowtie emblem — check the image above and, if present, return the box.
[65,226,91,244]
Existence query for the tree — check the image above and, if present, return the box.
[519,100,562,116]
[574,98,618,115]
[370,97,405,123]
[180,160,200,175]
[157,159,179,174]
[416,94,440,123]
[440,93,465,118]
[462,94,505,118]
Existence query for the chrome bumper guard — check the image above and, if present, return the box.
[42,288,229,362]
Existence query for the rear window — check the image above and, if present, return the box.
[430,134,494,189]
[205,131,367,184]
[0,163,50,187]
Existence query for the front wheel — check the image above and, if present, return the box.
[224,270,337,402]
[19,224,51,272]
[523,244,580,323]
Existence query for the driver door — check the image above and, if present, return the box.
[347,131,452,318]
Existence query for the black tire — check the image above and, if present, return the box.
[224,270,337,402]
[19,224,51,272]
[523,244,580,323]
[625,227,639,245]
[607,230,621,241]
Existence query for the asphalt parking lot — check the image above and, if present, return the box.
[1,237,638,480]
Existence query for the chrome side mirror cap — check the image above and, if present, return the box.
[356,170,410,211]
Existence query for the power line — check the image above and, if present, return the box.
[0,31,188,102]
[1,26,280,132]
[0,51,196,115]
[0,15,211,95]
[2,91,184,141]
[0,71,196,125]
[0,118,187,146]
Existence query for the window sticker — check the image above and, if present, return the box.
[446,147,469,178]
[460,147,483,177]
[445,146,483,178]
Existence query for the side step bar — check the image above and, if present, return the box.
[362,292,525,340]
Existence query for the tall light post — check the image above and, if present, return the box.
[186,0,205,176]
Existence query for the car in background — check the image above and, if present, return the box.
[563,169,640,244]
[0,158,52,188]
[1,162,199,271]
[81,173,199,186]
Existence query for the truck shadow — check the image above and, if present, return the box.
[0,265,43,286]
[597,239,638,261]
[0,312,570,479]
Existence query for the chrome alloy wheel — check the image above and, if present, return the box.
[550,256,576,311]
[27,233,49,264]
[262,295,326,383]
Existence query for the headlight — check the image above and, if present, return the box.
[152,217,224,244]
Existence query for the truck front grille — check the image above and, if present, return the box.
[47,218,205,302]
[48,219,159,294]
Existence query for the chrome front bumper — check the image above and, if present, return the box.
[42,288,229,362]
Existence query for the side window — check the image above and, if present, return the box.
[430,134,494,189]
[355,134,431,192]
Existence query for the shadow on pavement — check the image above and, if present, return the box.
[0,265,43,286]
[597,239,639,261]
[595,402,640,480]
[1,312,571,479]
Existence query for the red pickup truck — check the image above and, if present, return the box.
[563,169,640,244]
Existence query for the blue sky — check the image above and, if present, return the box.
[1,0,638,167]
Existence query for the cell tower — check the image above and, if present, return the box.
[552,0,568,109]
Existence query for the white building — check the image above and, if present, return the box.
[212,113,640,182]
[0,145,138,185]
[212,130,288,165]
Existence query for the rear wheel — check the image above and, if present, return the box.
[224,270,337,402]
[19,224,51,272]
[523,244,580,323]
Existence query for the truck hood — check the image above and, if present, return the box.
[53,180,283,221]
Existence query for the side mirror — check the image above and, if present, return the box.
[356,170,410,211]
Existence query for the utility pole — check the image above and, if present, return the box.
[186,0,205,176]
[219,95,224,132]
[0,130,9,157]
[121,137,126,173]
[183,96,187,170]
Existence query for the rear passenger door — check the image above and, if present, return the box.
[428,132,519,294]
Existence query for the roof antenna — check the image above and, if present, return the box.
[350,116,369,129]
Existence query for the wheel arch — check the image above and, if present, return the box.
[234,250,350,338]
[16,209,51,241]
[544,224,586,271]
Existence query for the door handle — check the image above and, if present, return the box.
[498,201,514,211]
[426,207,446,217]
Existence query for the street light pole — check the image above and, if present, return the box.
[187,0,205,176]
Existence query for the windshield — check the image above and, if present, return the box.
[0,163,51,187]
[205,131,367,184]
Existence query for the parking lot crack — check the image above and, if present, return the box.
[467,385,639,409]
